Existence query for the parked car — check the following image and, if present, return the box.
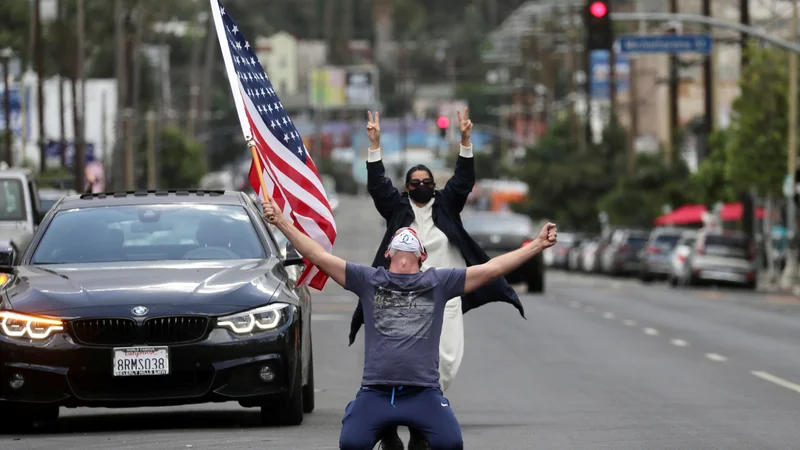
[600,230,650,276]
[639,227,686,282]
[567,236,590,271]
[581,239,601,273]
[543,232,579,269]
[0,168,49,265]
[683,229,757,289]
[668,231,697,286]
[461,211,545,292]
[0,190,315,430]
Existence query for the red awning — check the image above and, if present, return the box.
[654,204,707,225]
[653,202,766,225]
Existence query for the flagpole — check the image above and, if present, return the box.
[249,140,269,201]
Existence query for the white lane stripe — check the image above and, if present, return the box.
[705,353,727,362]
[623,319,637,326]
[603,312,615,319]
[751,371,800,395]
[671,339,688,347]
[643,327,659,336]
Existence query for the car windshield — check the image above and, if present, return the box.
[704,234,749,258]
[625,236,649,248]
[32,204,267,264]
[654,233,682,248]
[0,178,27,221]
[462,215,532,235]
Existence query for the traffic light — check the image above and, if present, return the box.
[584,0,613,51]
[437,116,450,139]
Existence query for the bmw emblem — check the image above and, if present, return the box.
[131,306,148,316]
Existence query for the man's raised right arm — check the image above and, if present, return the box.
[263,200,347,287]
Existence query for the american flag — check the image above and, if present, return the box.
[210,0,337,289]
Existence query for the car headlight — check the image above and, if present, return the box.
[0,311,64,340]
[216,303,293,334]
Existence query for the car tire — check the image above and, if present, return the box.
[302,342,315,414]
[527,272,544,293]
[668,275,678,287]
[639,271,652,283]
[261,357,304,426]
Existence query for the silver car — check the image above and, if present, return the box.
[668,231,697,286]
[639,228,685,282]
[684,230,757,289]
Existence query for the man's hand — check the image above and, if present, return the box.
[457,107,472,146]
[367,111,381,150]
[534,222,557,249]
[261,198,284,225]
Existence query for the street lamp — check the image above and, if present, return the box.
[0,47,13,167]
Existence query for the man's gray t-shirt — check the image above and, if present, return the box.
[345,262,467,388]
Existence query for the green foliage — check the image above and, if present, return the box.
[724,44,790,195]
[157,125,206,189]
[689,128,737,205]
[0,0,30,67]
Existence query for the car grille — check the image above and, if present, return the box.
[144,316,209,345]
[71,318,138,346]
[68,369,214,401]
[69,316,210,346]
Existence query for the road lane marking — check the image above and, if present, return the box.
[643,328,659,336]
[585,306,595,312]
[670,339,688,347]
[570,301,581,308]
[623,320,637,326]
[751,371,800,395]
[705,353,727,362]
[603,312,615,319]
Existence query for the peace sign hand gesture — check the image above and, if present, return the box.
[367,111,381,150]
[457,107,472,146]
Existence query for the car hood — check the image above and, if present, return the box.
[3,259,286,316]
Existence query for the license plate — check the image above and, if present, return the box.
[113,346,169,376]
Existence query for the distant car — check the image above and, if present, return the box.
[0,190,315,430]
[543,233,579,269]
[668,231,697,286]
[639,228,686,282]
[581,239,601,273]
[683,229,757,289]
[38,188,77,212]
[601,230,650,276]
[461,211,545,293]
[567,236,591,271]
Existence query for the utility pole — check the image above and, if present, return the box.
[73,0,85,192]
[114,0,127,189]
[702,0,713,161]
[782,0,799,291]
[186,12,204,139]
[568,4,584,153]
[667,0,679,165]
[1,52,11,166]
[58,0,66,168]
[146,110,156,189]
[740,0,749,67]
[34,0,46,171]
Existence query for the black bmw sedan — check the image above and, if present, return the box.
[0,190,314,429]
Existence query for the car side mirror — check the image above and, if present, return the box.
[282,243,305,267]
[0,245,15,268]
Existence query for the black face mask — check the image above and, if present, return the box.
[408,186,434,204]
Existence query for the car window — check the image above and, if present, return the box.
[625,236,649,248]
[703,234,749,258]
[654,234,682,248]
[0,178,27,221]
[31,204,267,264]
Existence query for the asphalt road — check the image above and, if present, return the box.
[4,195,800,449]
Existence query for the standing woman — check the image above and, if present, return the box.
[350,109,526,449]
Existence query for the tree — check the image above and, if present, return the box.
[690,128,737,205]
[156,125,206,188]
[725,44,789,197]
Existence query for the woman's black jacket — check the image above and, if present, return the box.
[347,154,525,345]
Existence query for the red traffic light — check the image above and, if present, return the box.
[589,1,608,18]
[436,116,450,129]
